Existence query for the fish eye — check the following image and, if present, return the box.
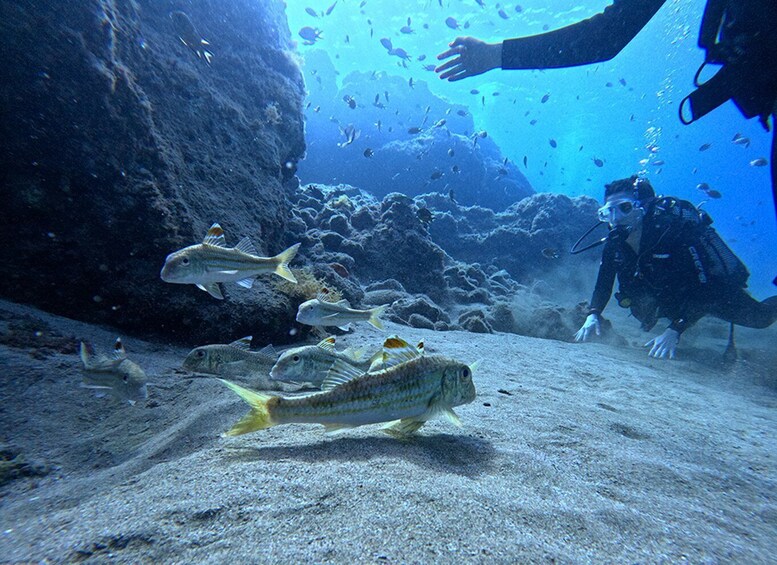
[196,350,205,358]
[181,257,190,265]
[123,375,129,382]
[292,355,300,363]
[462,367,471,379]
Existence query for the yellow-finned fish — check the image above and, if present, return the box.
[269,336,377,388]
[295,292,388,330]
[220,336,477,438]
[79,338,148,405]
[160,223,300,299]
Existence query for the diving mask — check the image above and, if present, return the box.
[597,198,640,226]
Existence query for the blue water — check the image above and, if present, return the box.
[287,0,776,297]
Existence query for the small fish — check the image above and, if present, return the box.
[433,118,447,128]
[408,77,415,88]
[449,189,457,203]
[380,37,393,51]
[182,337,294,391]
[220,336,477,437]
[731,133,750,148]
[423,64,436,71]
[389,47,411,60]
[605,82,613,87]
[298,26,322,45]
[363,148,374,158]
[697,182,711,192]
[652,159,665,166]
[329,262,350,278]
[540,93,550,103]
[418,54,426,61]
[430,170,443,180]
[400,25,414,34]
[447,148,455,157]
[749,158,768,167]
[445,17,460,30]
[296,292,389,330]
[699,143,712,151]
[529,119,537,125]
[160,224,300,299]
[304,7,318,17]
[79,338,148,405]
[338,123,361,146]
[542,248,560,260]
[549,138,557,148]
[523,155,527,168]
[325,1,337,16]
[592,157,604,167]
[417,207,434,225]
[498,9,509,19]
[270,337,376,388]
[343,94,357,109]
[619,78,627,86]
[451,165,460,173]
[456,109,468,116]
[707,189,722,199]
[169,11,214,65]
[407,126,422,134]
[470,89,480,95]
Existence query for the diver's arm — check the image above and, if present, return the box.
[588,244,617,315]
[502,0,667,70]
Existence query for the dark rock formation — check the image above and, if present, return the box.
[422,191,601,283]
[0,0,306,344]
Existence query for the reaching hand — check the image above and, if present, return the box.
[574,314,601,342]
[645,328,680,359]
[435,37,501,82]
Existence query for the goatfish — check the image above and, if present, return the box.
[160,223,300,299]
[79,338,148,405]
[295,292,388,330]
[220,336,477,437]
[169,11,213,65]
[183,336,302,391]
[269,336,377,388]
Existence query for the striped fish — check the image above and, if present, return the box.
[160,223,300,299]
[220,336,477,437]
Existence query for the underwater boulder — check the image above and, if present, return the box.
[0,0,307,344]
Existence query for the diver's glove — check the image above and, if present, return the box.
[574,313,601,342]
[645,328,680,359]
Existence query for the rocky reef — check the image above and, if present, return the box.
[0,0,306,343]
[288,183,601,341]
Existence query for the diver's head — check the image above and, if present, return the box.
[598,176,654,230]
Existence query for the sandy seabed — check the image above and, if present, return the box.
[0,298,775,563]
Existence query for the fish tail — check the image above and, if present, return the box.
[219,379,277,436]
[273,243,301,283]
[368,304,388,330]
[79,342,92,367]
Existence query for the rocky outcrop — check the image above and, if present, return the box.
[0,0,306,343]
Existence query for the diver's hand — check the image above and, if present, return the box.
[645,328,680,359]
[436,37,501,82]
[574,314,601,342]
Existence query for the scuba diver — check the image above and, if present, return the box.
[573,176,777,359]
[435,0,777,220]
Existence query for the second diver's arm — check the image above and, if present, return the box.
[589,243,618,316]
[502,0,666,70]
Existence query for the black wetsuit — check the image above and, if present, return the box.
[588,197,777,334]
[501,0,777,220]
